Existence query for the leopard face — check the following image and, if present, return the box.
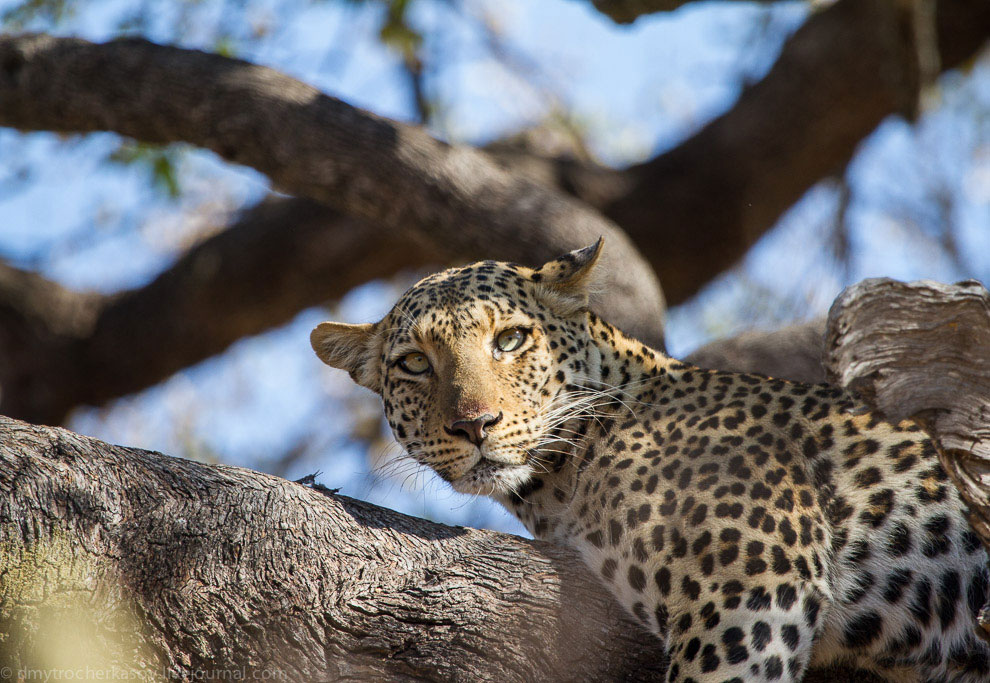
[311,241,604,496]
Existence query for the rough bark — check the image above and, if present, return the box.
[0,415,876,681]
[823,277,990,635]
[0,415,660,680]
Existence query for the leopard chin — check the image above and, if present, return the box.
[449,459,533,496]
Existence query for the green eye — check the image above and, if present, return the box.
[398,352,430,374]
[495,327,527,353]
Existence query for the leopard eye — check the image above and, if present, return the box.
[495,327,527,353]
[398,352,431,375]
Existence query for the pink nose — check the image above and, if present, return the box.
[444,412,503,446]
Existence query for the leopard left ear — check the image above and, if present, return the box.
[310,321,383,393]
[530,237,604,315]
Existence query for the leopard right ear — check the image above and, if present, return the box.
[530,238,604,315]
[310,321,383,393]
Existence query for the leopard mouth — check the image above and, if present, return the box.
[450,455,532,495]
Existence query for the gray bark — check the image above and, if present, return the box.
[0,415,877,681]
[823,277,990,637]
[0,415,662,680]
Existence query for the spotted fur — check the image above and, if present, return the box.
[312,241,990,682]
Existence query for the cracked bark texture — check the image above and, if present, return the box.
[824,278,990,635]
[0,415,878,681]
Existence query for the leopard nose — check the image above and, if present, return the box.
[444,412,503,446]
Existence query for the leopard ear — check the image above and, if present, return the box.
[310,321,383,393]
[531,238,604,315]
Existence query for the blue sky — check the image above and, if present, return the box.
[1,0,987,534]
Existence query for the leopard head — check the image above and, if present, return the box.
[311,240,604,496]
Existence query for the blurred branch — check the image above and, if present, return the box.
[602,0,989,304]
[0,200,435,424]
[588,0,789,24]
[0,0,987,421]
[686,318,827,385]
[0,33,666,349]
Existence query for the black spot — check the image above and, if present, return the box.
[651,524,666,552]
[656,567,672,596]
[859,488,895,528]
[700,644,720,673]
[910,578,933,626]
[969,568,989,616]
[882,568,913,604]
[751,621,771,652]
[854,467,882,488]
[843,611,882,648]
[771,546,791,575]
[764,654,784,680]
[781,625,800,652]
[745,557,768,576]
[779,519,797,546]
[747,587,771,611]
[684,637,701,662]
[886,522,912,556]
[803,594,821,628]
[682,575,701,601]
[700,601,720,630]
[922,514,952,557]
[608,519,623,546]
[937,570,960,629]
[776,583,797,611]
[628,565,646,592]
[690,504,708,527]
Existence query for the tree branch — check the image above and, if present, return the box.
[1,0,986,421]
[0,414,878,681]
[588,0,784,24]
[686,318,826,385]
[603,0,990,303]
[0,200,437,424]
[0,33,666,349]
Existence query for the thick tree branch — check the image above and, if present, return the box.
[0,415,877,681]
[0,200,437,424]
[0,33,666,349]
[687,318,826,385]
[604,0,990,304]
[0,415,662,680]
[824,278,990,634]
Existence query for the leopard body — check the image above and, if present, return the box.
[311,242,990,682]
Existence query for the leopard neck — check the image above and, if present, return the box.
[497,311,682,541]
[583,311,679,396]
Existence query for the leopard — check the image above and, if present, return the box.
[311,239,990,682]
